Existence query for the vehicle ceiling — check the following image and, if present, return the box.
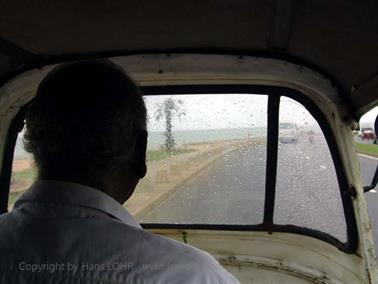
[0,0,377,117]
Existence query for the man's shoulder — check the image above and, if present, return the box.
[129,228,239,283]
[109,221,215,264]
[0,210,239,283]
[81,221,239,283]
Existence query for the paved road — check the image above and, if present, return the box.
[141,136,378,246]
[142,143,267,225]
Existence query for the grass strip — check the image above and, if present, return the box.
[356,143,378,158]
[147,148,193,162]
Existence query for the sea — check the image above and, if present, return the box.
[14,127,267,159]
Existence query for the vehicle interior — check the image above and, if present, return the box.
[0,1,377,283]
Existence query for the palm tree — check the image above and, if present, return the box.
[155,98,185,152]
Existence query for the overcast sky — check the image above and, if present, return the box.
[145,94,319,132]
[145,94,268,131]
[360,106,378,125]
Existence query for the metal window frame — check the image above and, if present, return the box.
[141,85,357,253]
[263,95,280,226]
[0,85,357,253]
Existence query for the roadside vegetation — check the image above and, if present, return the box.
[154,98,185,152]
[9,149,194,191]
[147,148,193,162]
[10,166,37,191]
[12,166,37,182]
[356,143,378,157]
[8,191,24,207]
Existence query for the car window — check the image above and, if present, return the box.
[275,97,347,242]
[10,94,269,226]
[137,94,268,224]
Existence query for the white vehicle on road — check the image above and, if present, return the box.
[279,122,300,144]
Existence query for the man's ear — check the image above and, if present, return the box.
[134,130,148,178]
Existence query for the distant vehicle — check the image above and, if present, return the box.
[360,127,375,140]
[279,122,299,143]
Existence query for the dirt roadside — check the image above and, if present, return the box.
[9,138,263,215]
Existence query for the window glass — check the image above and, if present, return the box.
[8,94,350,241]
[275,97,347,241]
[9,131,37,210]
[10,94,268,225]
[135,94,268,224]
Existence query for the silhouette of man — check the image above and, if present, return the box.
[0,60,239,284]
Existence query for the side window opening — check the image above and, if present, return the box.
[356,106,378,255]
[275,97,347,242]
[9,130,37,210]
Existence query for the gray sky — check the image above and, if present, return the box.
[145,94,318,132]
[145,94,268,131]
[360,106,378,126]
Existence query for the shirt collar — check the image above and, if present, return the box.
[14,180,142,230]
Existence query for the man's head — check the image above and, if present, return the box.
[24,60,147,203]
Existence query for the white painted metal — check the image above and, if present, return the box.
[149,229,367,283]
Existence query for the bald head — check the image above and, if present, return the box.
[24,60,147,202]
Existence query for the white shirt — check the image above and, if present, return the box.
[0,180,239,284]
